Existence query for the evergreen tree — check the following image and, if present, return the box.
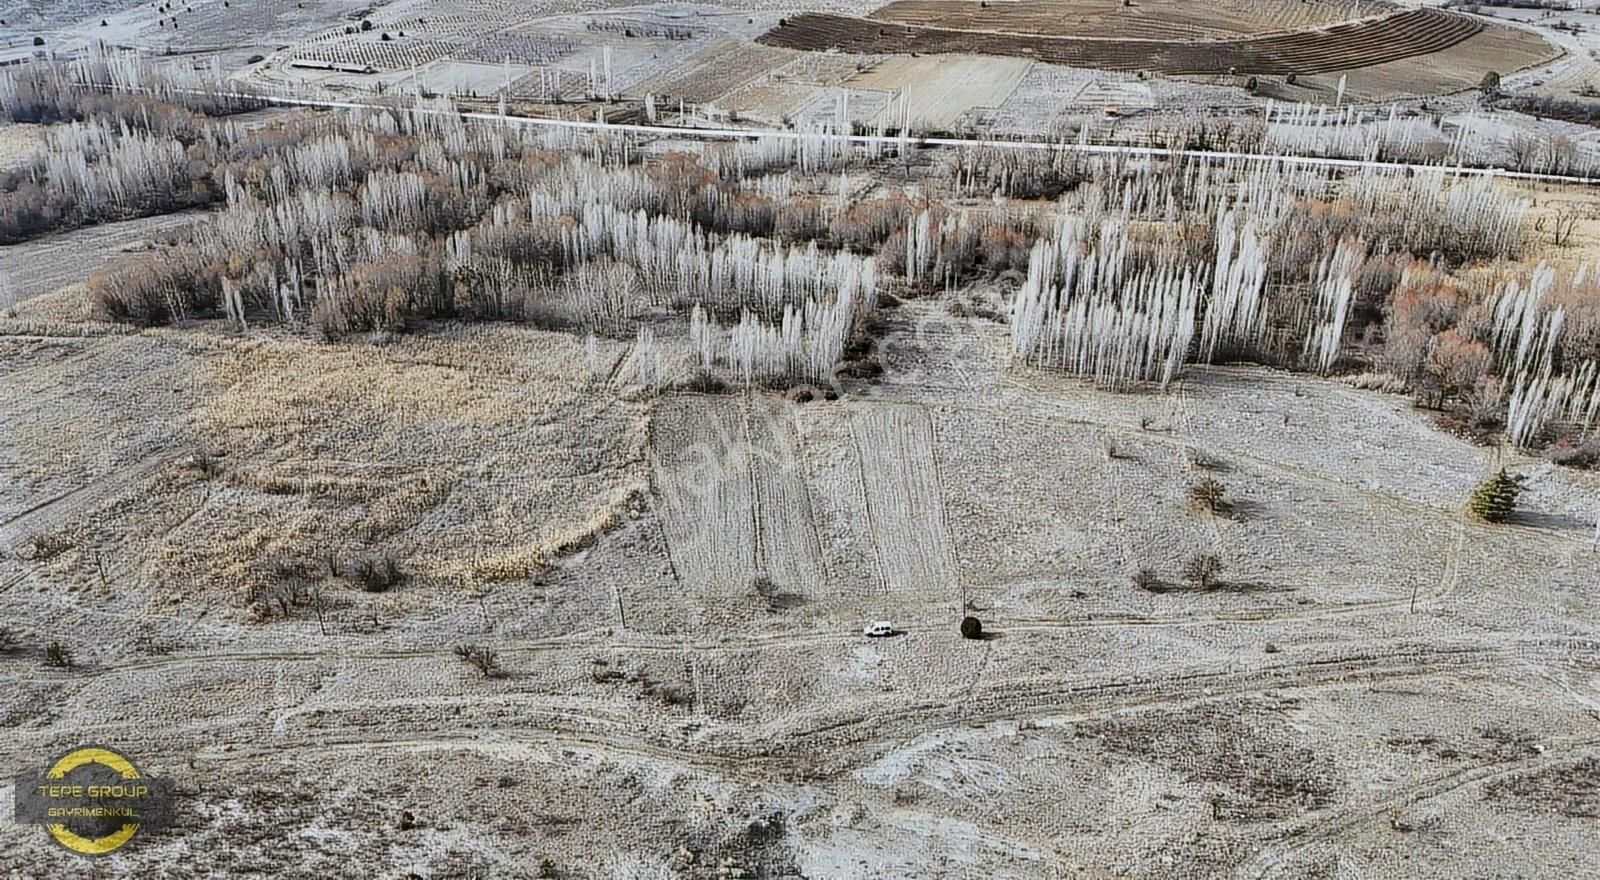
[1468,469,1520,523]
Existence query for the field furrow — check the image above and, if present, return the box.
[851,404,959,596]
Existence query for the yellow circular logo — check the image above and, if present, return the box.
[14,745,174,856]
[45,747,144,855]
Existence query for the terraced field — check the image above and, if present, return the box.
[868,0,1370,41]
[760,7,1485,76]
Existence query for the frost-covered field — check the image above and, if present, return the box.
[5,292,1600,876]
[4,15,1600,879]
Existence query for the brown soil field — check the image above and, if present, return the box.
[760,7,1494,77]
[868,0,1370,41]
[1293,21,1563,101]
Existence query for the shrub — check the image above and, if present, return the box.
[43,642,74,668]
[633,671,692,706]
[1189,478,1229,515]
[960,616,982,639]
[1102,437,1126,460]
[246,580,309,622]
[1182,554,1224,590]
[453,644,501,678]
[1427,330,1491,396]
[23,529,75,560]
[1467,469,1521,523]
[187,447,221,478]
[1549,435,1600,470]
[352,554,403,593]
[1132,568,1163,592]
[90,253,222,326]
[1185,448,1225,471]
[0,627,18,653]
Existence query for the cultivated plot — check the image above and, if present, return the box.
[851,404,960,597]
[650,394,760,596]
[845,54,1032,130]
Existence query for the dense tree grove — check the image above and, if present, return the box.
[5,49,1600,446]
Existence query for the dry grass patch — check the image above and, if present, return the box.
[143,326,647,607]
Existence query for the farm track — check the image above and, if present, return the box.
[786,641,1583,752]
[0,450,184,552]
[757,9,1482,77]
[7,601,1449,685]
[0,717,802,784]
[10,640,1589,780]
[1240,737,1600,878]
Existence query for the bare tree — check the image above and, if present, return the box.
[1552,200,1587,247]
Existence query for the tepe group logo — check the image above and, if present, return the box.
[12,745,175,856]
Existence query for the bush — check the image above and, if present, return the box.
[1182,554,1224,590]
[90,253,223,326]
[1131,568,1163,592]
[1494,94,1600,126]
[245,580,310,623]
[1188,478,1229,515]
[0,627,18,653]
[352,554,403,593]
[960,616,982,639]
[453,644,501,678]
[187,447,221,478]
[1467,469,1521,523]
[43,642,74,668]
[1549,435,1600,470]
[24,529,75,560]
